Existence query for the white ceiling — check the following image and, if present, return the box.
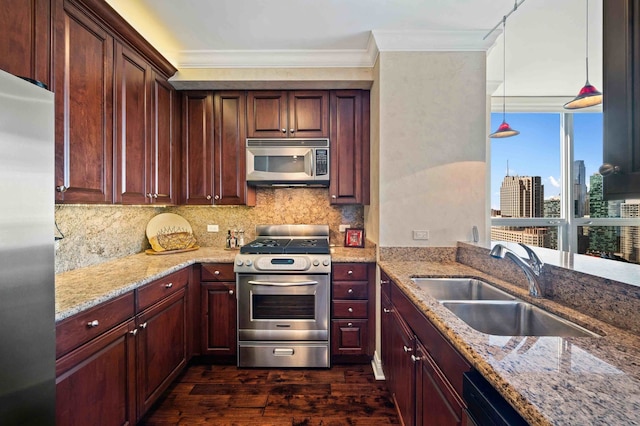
[106,0,603,97]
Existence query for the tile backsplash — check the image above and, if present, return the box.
[55,187,363,273]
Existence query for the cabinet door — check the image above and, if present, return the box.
[330,90,370,204]
[381,291,393,379]
[331,319,368,355]
[415,341,464,426]
[150,72,177,204]
[247,90,288,137]
[389,309,416,426]
[214,91,248,205]
[0,0,50,86]
[602,0,640,199]
[288,91,329,137]
[136,288,188,418]
[182,91,214,204]
[114,43,150,204]
[56,319,137,426]
[201,282,237,357]
[54,0,113,203]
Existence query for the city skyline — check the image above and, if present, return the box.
[490,112,603,211]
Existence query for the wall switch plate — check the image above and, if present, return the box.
[207,224,219,232]
[413,230,429,240]
[339,224,351,232]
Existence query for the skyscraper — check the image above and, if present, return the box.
[499,176,544,218]
[621,202,640,263]
[588,173,620,253]
[574,160,587,217]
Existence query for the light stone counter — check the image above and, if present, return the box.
[378,260,640,426]
[56,246,375,322]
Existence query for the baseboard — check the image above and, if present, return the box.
[371,350,385,380]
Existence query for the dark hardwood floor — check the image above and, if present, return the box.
[139,363,400,425]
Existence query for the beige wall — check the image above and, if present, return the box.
[364,57,381,248]
[377,51,487,247]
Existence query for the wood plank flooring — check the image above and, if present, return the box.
[139,364,400,426]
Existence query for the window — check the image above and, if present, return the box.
[490,111,639,265]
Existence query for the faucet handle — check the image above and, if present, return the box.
[518,243,544,273]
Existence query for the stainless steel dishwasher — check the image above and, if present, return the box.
[463,371,528,426]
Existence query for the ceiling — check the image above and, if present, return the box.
[106,0,603,98]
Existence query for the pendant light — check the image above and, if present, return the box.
[563,0,602,109]
[490,16,519,138]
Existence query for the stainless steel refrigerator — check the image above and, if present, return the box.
[0,69,55,424]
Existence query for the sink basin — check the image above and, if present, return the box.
[411,278,516,301]
[441,301,599,337]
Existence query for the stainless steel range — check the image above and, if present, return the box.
[234,225,331,368]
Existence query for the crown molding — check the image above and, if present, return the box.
[490,96,603,113]
[175,29,498,68]
[372,29,498,52]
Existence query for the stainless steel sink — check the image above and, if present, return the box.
[411,278,516,301]
[441,301,600,337]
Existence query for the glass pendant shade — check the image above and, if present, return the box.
[563,81,602,109]
[490,120,520,138]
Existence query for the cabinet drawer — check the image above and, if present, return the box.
[201,263,235,281]
[137,268,189,312]
[333,281,368,299]
[333,263,368,281]
[333,300,368,318]
[56,291,134,358]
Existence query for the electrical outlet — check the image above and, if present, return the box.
[339,224,351,232]
[413,230,429,240]
[207,224,219,232]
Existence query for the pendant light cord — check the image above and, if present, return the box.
[585,0,590,83]
[502,16,507,120]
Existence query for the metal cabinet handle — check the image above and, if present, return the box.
[153,193,158,199]
[146,193,153,198]
[129,329,138,336]
[87,320,99,328]
[140,322,147,329]
[381,280,389,284]
[229,289,234,295]
[348,288,354,294]
[56,185,68,193]
[348,307,353,313]
[347,270,353,275]
[206,195,212,200]
[347,322,353,327]
[165,282,173,288]
[403,345,412,353]
[599,163,621,176]
[331,195,337,199]
[411,355,422,362]
[281,128,287,133]
[214,195,220,200]
[290,128,294,133]
[383,308,391,313]
[214,270,220,275]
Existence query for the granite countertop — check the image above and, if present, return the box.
[55,245,376,322]
[378,260,640,426]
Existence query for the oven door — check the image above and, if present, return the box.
[237,273,329,341]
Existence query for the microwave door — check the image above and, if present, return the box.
[247,147,313,181]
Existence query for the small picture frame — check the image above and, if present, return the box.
[344,228,365,248]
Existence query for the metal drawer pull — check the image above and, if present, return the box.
[348,270,353,275]
[347,322,353,327]
[140,322,147,329]
[403,345,412,353]
[411,355,421,362]
[273,348,294,356]
[87,320,99,328]
[348,288,354,294]
[383,308,391,313]
[348,307,353,313]
[229,289,234,295]
[129,329,138,336]
[214,271,220,275]
[381,280,389,284]
[165,282,173,288]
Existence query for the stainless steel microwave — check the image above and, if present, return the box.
[246,138,330,186]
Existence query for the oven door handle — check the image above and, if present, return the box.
[247,280,319,287]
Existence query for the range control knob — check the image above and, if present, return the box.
[322,259,330,266]
[245,260,253,266]
[235,259,244,266]
[312,259,320,266]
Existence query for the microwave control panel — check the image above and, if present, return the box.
[316,149,328,176]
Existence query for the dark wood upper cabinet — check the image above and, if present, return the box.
[247,90,329,138]
[602,0,640,199]
[182,92,214,205]
[53,0,114,203]
[0,0,51,86]
[150,72,178,205]
[330,90,370,205]
[114,43,150,205]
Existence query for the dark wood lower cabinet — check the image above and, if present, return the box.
[381,274,469,426]
[201,281,237,359]
[136,288,188,418]
[56,319,137,426]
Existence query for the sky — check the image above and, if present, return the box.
[490,112,603,211]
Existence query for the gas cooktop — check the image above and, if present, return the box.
[239,224,330,255]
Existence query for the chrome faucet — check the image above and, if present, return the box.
[489,243,544,297]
